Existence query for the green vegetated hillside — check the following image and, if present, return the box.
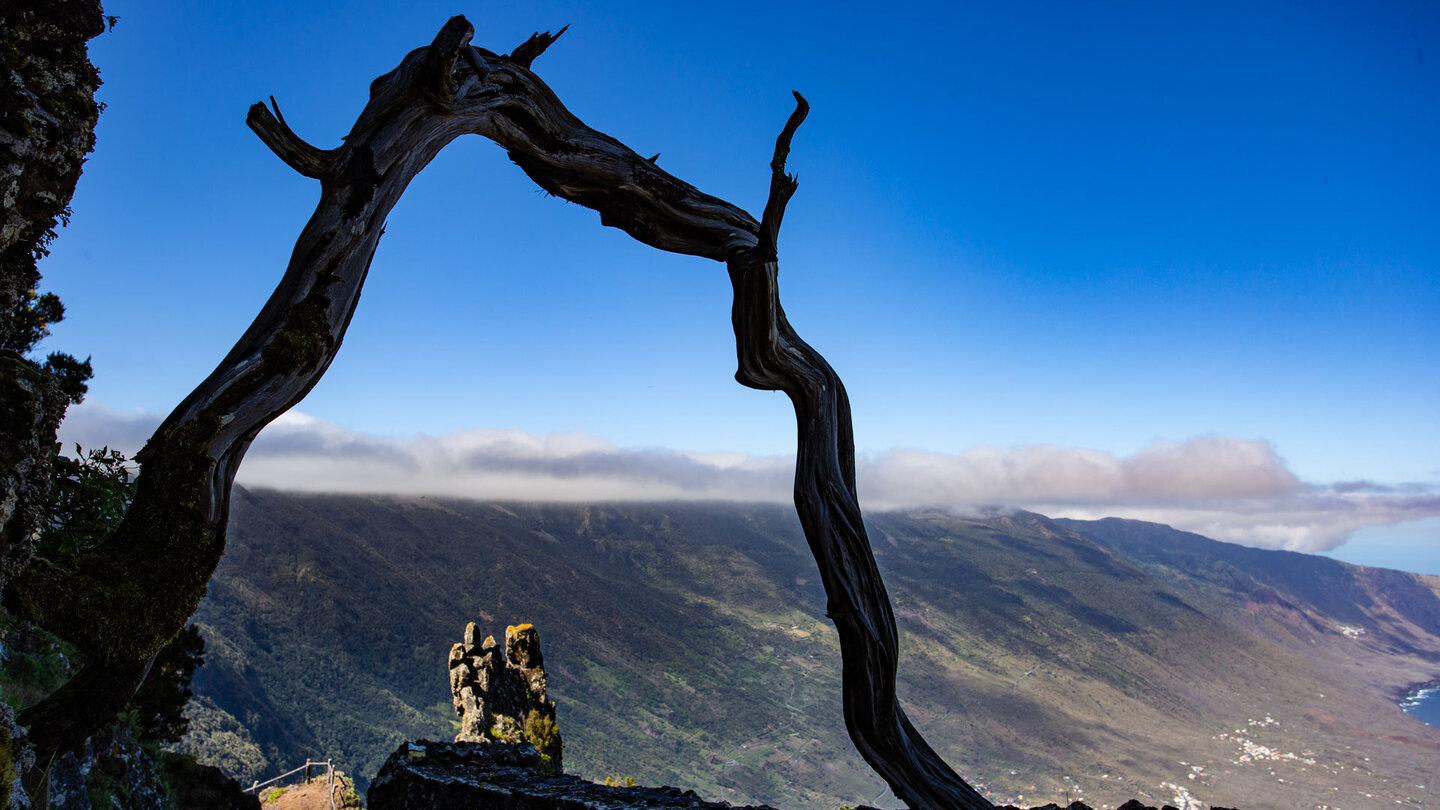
[183,489,1440,809]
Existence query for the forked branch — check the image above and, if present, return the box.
[247,96,334,178]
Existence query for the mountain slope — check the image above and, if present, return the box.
[182,491,1440,809]
[1057,517,1440,699]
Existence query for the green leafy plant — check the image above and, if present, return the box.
[339,779,362,807]
[39,444,135,558]
[4,245,94,404]
[523,709,562,774]
[487,714,522,744]
[3,288,64,354]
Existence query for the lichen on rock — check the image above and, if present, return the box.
[448,622,563,773]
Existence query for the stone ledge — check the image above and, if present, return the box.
[366,739,1240,810]
[367,740,783,810]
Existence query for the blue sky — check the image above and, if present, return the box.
[38,1,1440,571]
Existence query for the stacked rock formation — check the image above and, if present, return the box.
[448,622,563,773]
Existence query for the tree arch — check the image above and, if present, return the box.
[8,17,993,810]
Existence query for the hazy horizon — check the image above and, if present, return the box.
[60,400,1440,576]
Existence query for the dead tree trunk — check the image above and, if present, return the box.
[9,17,993,807]
[726,100,995,810]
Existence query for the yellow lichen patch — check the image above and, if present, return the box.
[506,623,535,640]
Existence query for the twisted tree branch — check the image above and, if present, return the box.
[721,103,993,810]
[8,17,994,806]
[756,91,808,261]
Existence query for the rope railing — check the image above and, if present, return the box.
[245,759,338,809]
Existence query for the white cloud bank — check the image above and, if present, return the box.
[59,401,1440,554]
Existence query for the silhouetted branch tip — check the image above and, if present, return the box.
[268,95,287,127]
[755,92,810,260]
[771,91,810,176]
[507,24,569,69]
[247,99,331,180]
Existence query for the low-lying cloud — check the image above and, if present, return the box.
[59,401,1440,554]
[860,436,1301,507]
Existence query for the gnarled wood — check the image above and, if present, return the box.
[721,94,992,810]
[10,16,994,806]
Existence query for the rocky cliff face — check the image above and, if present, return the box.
[0,0,104,610]
[0,0,104,324]
[29,723,261,810]
[0,2,106,803]
[449,623,563,773]
[44,725,170,810]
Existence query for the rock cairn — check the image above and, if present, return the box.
[448,622,563,772]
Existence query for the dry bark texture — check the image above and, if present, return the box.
[8,15,993,807]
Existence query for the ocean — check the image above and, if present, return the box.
[1401,685,1440,729]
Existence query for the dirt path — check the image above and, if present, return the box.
[259,774,361,810]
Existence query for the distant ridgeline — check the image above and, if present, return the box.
[371,621,1238,810]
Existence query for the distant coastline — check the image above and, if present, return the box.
[1400,680,1440,730]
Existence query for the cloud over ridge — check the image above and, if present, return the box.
[59,402,1439,554]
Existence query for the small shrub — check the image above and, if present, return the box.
[523,709,562,774]
[487,715,522,744]
[39,444,134,558]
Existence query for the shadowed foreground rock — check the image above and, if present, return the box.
[367,740,1240,810]
[367,740,782,810]
[161,755,261,810]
